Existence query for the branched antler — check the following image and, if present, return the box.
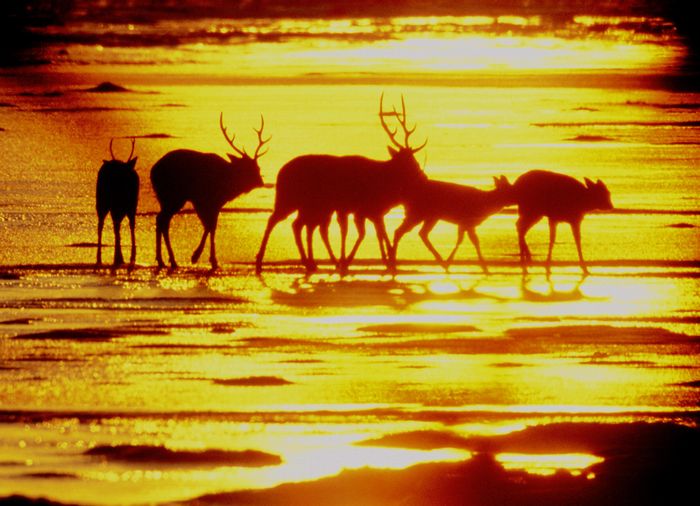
[253,114,271,160]
[379,93,427,153]
[379,92,403,150]
[219,112,247,157]
[220,112,271,160]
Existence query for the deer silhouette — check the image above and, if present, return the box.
[255,94,427,275]
[392,175,513,273]
[96,138,139,268]
[334,94,428,274]
[150,113,269,269]
[512,169,613,276]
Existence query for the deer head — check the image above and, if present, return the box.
[379,93,428,182]
[219,112,269,191]
[584,177,613,210]
[104,137,137,171]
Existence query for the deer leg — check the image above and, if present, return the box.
[372,218,393,271]
[291,215,310,272]
[392,215,420,270]
[467,227,489,274]
[191,206,209,265]
[318,217,338,268]
[161,213,177,268]
[155,211,170,268]
[345,216,366,272]
[372,218,388,264]
[208,214,219,270]
[128,213,136,268]
[516,214,538,274]
[337,212,349,271]
[305,223,318,273]
[192,230,209,264]
[546,219,558,277]
[418,219,446,269]
[570,219,588,276]
[255,210,288,275]
[446,227,466,270]
[96,214,106,266]
[111,214,124,267]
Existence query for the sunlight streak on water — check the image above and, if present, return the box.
[496,452,604,475]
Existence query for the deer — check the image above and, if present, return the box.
[255,93,427,275]
[512,169,613,276]
[334,94,428,274]
[150,113,269,269]
[96,138,139,268]
[391,175,514,273]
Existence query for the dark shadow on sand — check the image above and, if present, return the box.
[182,422,699,506]
[85,444,281,468]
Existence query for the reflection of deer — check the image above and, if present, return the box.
[392,176,513,273]
[150,114,269,269]
[255,94,427,275]
[512,170,613,276]
[96,138,139,268]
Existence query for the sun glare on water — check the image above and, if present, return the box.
[279,15,679,76]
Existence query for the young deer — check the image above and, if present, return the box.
[96,138,139,268]
[512,169,613,276]
[150,113,269,269]
[392,175,513,273]
[255,94,427,275]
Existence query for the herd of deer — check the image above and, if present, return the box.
[96,94,613,277]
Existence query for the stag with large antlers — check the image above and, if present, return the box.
[150,113,269,269]
[335,93,428,272]
[255,93,427,275]
[96,138,139,268]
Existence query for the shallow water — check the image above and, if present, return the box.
[1,12,700,506]
[1,265,698,504]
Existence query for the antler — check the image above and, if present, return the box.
[127,137,135,161]
[252,114,271,160]
[219,112,247,157]
[379,92,403,150]
[379,93,427,153]
[109,137,136,161]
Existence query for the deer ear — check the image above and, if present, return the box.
[127,157,138,168]
[387,146,399,158]
[227,154,240,164]
[584,177,594,188]
[596,178,605,187]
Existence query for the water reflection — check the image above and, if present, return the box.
[520,276,586,303]
[268,273,509,309]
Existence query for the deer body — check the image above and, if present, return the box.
[255,152,425,274]
[392,176,513,273]
[96,139,139,268]
[512,169,613,275]
[255,94,427,275]
[150,114,268,269]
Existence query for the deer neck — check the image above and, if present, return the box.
[482,187,512,213]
